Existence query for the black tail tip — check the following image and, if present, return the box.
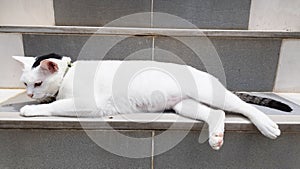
[282,105,293,112]
[269,101,293,112]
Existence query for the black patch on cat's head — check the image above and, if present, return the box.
[32,53,63,69]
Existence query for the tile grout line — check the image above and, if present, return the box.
[151,0,154,61]
[151,0,154,28]
[152,36,155,60]
[151,130,155,169]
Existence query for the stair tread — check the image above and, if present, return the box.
[0,89,299,130]
[1,25,300,38]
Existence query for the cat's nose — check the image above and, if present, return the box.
[27,94,33,98]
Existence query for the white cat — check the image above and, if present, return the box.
[13,53,282,150]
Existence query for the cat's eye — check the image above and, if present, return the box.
[24,82,27,86]
[34,81,43,88]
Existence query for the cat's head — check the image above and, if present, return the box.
[13,54,71,102]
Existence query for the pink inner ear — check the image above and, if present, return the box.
[40,60,59,73]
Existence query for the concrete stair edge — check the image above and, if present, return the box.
[1,26,300,38]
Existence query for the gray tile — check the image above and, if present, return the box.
[154,131,300,169]
[153,0,251,29]
[54,0,151,27]
[0,130,151,169]
[154,36,281,91]
[23,34,89,60]
[23,34,153,61]
[154,36,207,71]
[210,38,281,91]
[103,36,153,60]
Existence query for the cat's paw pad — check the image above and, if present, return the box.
[209,133,224,150]
[252,115,281,139]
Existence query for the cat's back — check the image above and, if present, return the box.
[70,60,196,89]
[70,60,208,83]
[73,60,194,73]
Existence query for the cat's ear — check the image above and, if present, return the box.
[40,60,59,73]
[12,56,34,68]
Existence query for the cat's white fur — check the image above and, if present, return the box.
[13,56,280,150]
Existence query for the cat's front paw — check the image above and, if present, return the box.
[20,105,50,117]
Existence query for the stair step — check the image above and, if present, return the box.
[1,26,300,91]
[1,26,300,38]
[1,0,300,31]
[0,89,299,130]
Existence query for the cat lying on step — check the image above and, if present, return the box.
[13,53,292,150]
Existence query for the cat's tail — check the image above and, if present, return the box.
[233,92,293,112]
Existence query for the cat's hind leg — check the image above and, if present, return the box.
[221,90,281,139]
[172,99,225,150]
[190,71,280,139]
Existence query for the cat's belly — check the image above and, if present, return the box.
[92,61,191,113]
[99,77,186,113]
[105,93,184,113]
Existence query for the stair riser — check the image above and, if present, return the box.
[1,32,299,92]
[0,130,299,168]
[1,0,300,30]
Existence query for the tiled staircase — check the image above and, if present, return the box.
[0,0,300,168]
